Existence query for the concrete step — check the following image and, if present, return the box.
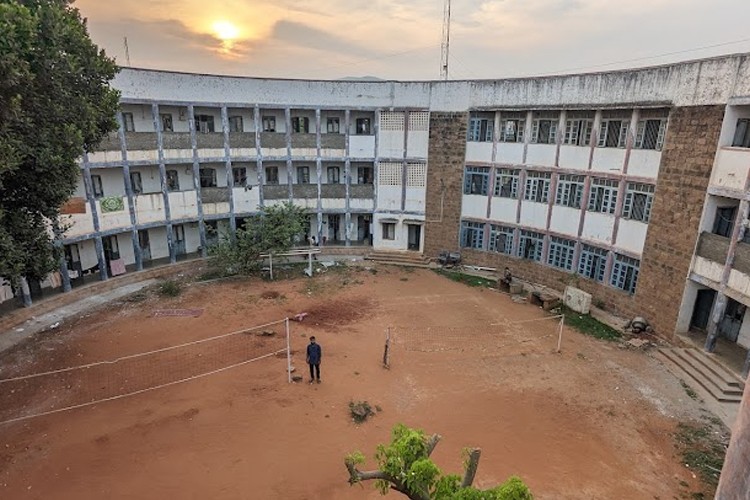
[365,251,431,267]
[681,348,745,390]
[656,348,743,403]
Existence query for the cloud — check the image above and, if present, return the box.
[268,19,375,58]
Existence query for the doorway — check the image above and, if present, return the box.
[173,225,186,257]
[138,230,151,262]
[357,215,371,245]
[407,224,422,251]
[327,214,341,243]
[691,289,716,331]
[719,298,746,342]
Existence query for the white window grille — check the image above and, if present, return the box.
[555,174,585,208]
[461,221,485,249]
[406,162,427,187]
[611,254,640,294]
[464,166,490,195]
[408,111,429,132]
[468,115,494,142]
[378,162,402,186]
[229,116,243,133]
[489,225,514,254]
[634,119,666,150]
[262,116,276,132]
[326,117,340,134]
[122,112,135,132]
[380,112,405,131]
[563,119,593,146]
[578,245,607,282]
[382,223,396,240]
[588,178,618,214]
[494,168,519,198]
[519,230,543,261]
[292,116,310,133]
[500,119,525,143]
[623,183,654,222]
[296,166,311,184]
[531,119,558,144]
[597,120,629,148]
[524,172,551,203]
[547,237,575,271]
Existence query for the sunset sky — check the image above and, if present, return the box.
[76,0,750,80]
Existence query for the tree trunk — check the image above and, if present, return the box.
[461,448,482,488]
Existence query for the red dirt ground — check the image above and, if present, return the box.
[0,266,712,499]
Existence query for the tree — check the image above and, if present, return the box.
[0,0,120,288]
[209,202,309,276]
[345,424,533,500]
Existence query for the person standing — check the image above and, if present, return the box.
[306,336,322,384]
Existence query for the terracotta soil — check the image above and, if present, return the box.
[0,266,713,499]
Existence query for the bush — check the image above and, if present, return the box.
[158,280,182,297]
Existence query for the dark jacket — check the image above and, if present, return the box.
[307,343,322,364]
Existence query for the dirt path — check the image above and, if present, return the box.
[0,266,713,499]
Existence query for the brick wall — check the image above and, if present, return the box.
[424,112,468,258]
[632,105,725,337]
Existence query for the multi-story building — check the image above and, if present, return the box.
[3,54,750,376]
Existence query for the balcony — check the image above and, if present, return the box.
[321,135,345,150]
[124,132,158,151]
[710,147,750,192]
[133,193,166,224]
[320,184,346,198]
[292,184,318,199]
[350,184,374,199]
[162,132,192,150]
[200,187,230,204]
[228,132,256,149]
[195,132,225,149]
[696,231,730,264]
[259,132,286,149]
[263,184,289,200]
[290,134,317,149]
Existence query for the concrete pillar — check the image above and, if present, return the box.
[221,106,236,234]
[188,105,207,257]
[344,109,352,247]
[705,292,727,352]
[253,105,265,209]
[151,103,174,262]
[115,112,143,272]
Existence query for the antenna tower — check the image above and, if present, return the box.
[440,0,451,80]
[123,36,131,66]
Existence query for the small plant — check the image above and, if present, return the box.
[158,280,182,297]
[349,400,375,423]
[433,269,495,288]
[680,379,700,400]
[126,290,149,303]
[593,298,606,310]
[674,420,729,492]
[561,306,621,341]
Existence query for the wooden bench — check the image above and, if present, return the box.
[530,291,560,311]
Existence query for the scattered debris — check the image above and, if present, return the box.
[49,322,61,330]
[293,312,309,322]
[625,316,652,334]
[625,338,653,349]
[153,309,204,318]
[291,375,303,382]
[349,400,376,424]
[511,295,527,304]
[257,330,276,337]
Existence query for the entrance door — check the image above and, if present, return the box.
[691,289,716,331]
[138,230,151,261]
[407,224,421,251]
[173,225,186,256]
[719,298,745,342]
[327,215,340,243]
[102,235,120,264]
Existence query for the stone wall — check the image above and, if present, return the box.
[424,112,468,258]
[632,105,725,337]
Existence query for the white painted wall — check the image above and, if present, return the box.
[627,150,661,179]
[169,191,199,220]
[116,232,136,266]
[407,131,429,158]
[130,165,162,193]
[91,168,126,197]
[616,219,648,255]
[549,206,580,236]
[465,142,493,163]
[675,280,702,334]
[133,193,166,224]
[525,144,556,167]
[62,208,95,238]
[581,212,615,244]
[97,200,131,231]
[379,130,404,158]
[372,214,409,250]
[378,186,402,212]
[147,226,170,260]
[496,143,524,164]
[489,197,517,224]
[519,201,548,230]
[350,136,375,158]
[350,198,375,211]
[462,195,487,219]
[122,104,154,132]
[233,187,261,214]
[717,105,750,147]
[700,195,737,232]
[737,307,750,348]
[591,148,626,174]
[695,256,725,284]
[710,148,750,191]
[78,239,99,270]
[404,187,425,212]
[160,105,189,132]
[320,198,346,210]
[558,146,590,171]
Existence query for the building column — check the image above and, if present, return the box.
[221,106,237,234]
[54,236,72,293]
[705,292,728,352]
[401,110,410,213]
[82,153,108,280]
[188,105,207,258]
[253,105,265,209]
[315,108,324,243]
[373,110,381,213]
[116,112,143,272]
[344,110,352,246]
[151,103,174,262]
[284,107,294,202]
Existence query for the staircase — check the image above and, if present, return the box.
[655,348,745,403]
[365,250,431,268]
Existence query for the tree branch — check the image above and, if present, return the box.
[426,434,441,456]
[461,448,482,488]
[345,460,427,500]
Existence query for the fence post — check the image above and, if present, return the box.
[556,315,564,353]
[285,317,292,383]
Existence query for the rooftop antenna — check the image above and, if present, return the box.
[440,0,451,80]
[123,36,131,66]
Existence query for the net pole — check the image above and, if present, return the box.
[556,315,564,353]
[285,317,292,383]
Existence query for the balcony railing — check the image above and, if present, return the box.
[321,135,345,149]
[259,132,286,148]
[263,184,289,200]
[162,132,192,150]
[200,187,230,203]
[696,231,730,264]
[350,184,374,198]
[195,133,224,149]
[292,184,319,199]
[320,184,346,198]
[229,132,256,149]
[733,241,750,275]
[290,134,317,149]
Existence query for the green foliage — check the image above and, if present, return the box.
[351,424,533,499]
[0,0,120,286]
[208,202,309,276]
[158,280,182,297]
[433,269,495,288]
[674,421,728,489]
[560,306,621,341]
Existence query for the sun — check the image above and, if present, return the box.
[212,20,240,41]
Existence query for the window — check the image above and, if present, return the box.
[358,166,373,184]
[531,119,558,144]
[122,112,135,132]
[519,230,543,261]
[91,174,104,198]
[296,166,310,184]
[523,172,550,203]
[588,178,618,214]
[262,116,276,132]
[500,119,525,143]
[564,119,593,146]
[382,223,396,240]
[468,116,493,142]
[611,254,640,294]
[265,166,279,185]
[464,167,490,195]
[634,119,666,150]
[623,183,654,222]
[461,221,485,249]
[713,206,737,237]
[129,171,143,195]
[160,113,173,132]
[555,174,585,208]
[356,118,371,135]
[292,116,310,133]
[196,114,215,133]
[327,166,340,184]
[524,172,551,203]
[578,245,607,283]
[326,118,340,134]
[199,168,217,188]
[547,237,575,271]
[166,169,180,191]
[732,118,750,148]
[229,116,243,133]
[494,168,519,198]
[597,120,629,148]
[489,225,514,254]
[233,167,247,186]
